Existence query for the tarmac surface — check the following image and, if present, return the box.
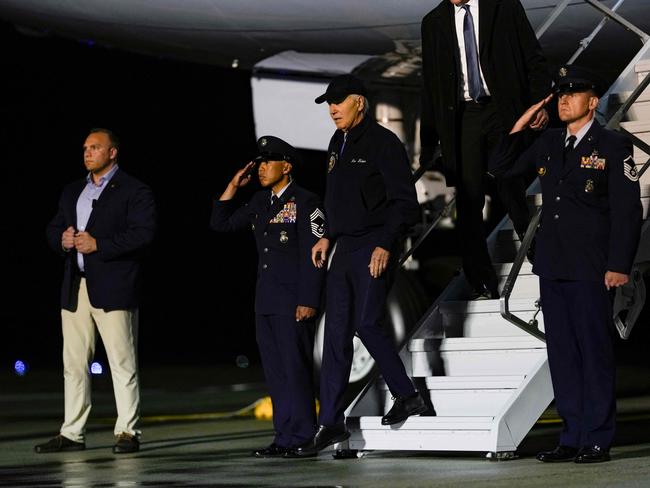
[2,365,650,487]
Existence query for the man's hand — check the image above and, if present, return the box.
[61,226,75,251]
[231,161,256,188]
[369,246,390,278]
[312,238,330,268]
[529,108,549,131]
[605,271,629,290]
[74,231,97,254]
[220,162,256,201]
[511,94,553,134]
[295,305,317,322]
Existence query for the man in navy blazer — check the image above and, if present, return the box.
[211,136,325,458]
[36,128,156,455]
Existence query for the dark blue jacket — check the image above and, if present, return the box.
[490,121,642,282]
[46,169,157,311]
[324,116,419,253]
[210,183,325,316]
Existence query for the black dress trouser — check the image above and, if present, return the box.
[456,99,530,293]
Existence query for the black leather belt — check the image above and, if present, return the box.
[464,96,492,105]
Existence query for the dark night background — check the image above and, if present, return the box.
[0,21,329,371]
[2,13,649,378]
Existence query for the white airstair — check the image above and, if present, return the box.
[341,1,650,457]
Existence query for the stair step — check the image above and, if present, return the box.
[377,375,526,416]
[410,337,546,377]
[410,336,544,353]
[356,416,494,430]
[439,297,538,315]
[381,375,524,390]
[442,309,545,338]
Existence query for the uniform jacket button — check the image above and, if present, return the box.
[555,196,561,202]
[262,264,268,269]
[263,247,268,253]
[553,214,559,220]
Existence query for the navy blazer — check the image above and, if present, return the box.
[210,183,326,316]
[490,122,642,282]
[46,169,157,311]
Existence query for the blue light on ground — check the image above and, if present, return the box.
[14,360,27,376]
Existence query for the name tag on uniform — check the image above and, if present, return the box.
[269,201,297,223]
[580,150,606,170]
[350,158,367,164]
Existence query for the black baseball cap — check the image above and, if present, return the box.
[314,74,368,104]
[553,65,607,97]
[254,135,300,169]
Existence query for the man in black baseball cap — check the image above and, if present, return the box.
[314,74,368,105]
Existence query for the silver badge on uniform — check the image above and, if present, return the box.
[585,179,594,193]
[328,152,337,173]
[280,230,288,243]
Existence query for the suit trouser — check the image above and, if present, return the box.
[60,278,140,442]
[256,314,317,447]
[539,277,616,449]
[457,100,530,292]
[318,244,415,427]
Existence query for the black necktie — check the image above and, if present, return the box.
[461,4,485,101]
[269,195,278,210]
[563,135,577,166]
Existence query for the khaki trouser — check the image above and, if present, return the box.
[60,278,140,442]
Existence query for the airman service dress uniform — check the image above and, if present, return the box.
[490,67,642,461]
[210,137,326,453]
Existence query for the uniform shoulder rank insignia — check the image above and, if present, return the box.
[328,152,337,173]
[280,230,288,243]
[623,155,639,182]
[269,201,297,223]
[310,208,325,238]
[260,138,267,147]
[585,179,594,193]
[537,166,546,176]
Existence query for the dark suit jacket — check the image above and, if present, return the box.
[490,122,642,282]
[46,169,157,311]
[420,0,550,185]
[210,183,325,316]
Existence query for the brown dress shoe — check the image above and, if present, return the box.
[113,433,140,454]
[35,435,85,453]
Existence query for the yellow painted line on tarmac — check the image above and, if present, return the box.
[97,397,270,425]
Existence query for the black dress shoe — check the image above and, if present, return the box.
[35,435,85,453]
[283,440,318,458]
[252,443,287,458]
[575,446,610,464]
[113,433,140,454]
[381,393,428,425]
[536,445,578,462]
[470,285,500,301]
[285,425,350,458]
